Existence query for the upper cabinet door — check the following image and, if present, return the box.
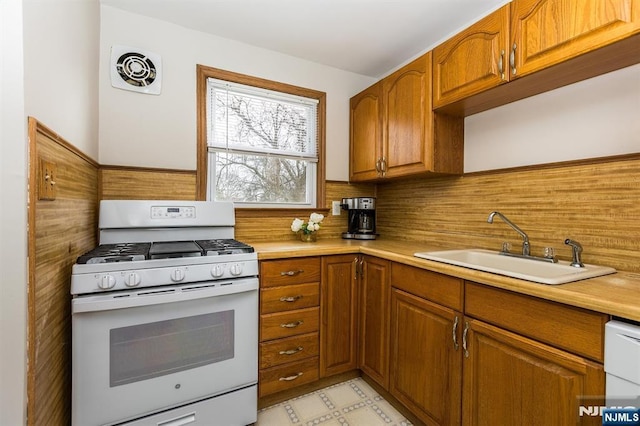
[511,0,640,79]
[433,5,510,108]
[349,82,382,182]
[382,53,433,178]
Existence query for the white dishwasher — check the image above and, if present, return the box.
[605,319,640,402]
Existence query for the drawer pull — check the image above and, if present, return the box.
[280,295,303,303]
[281,320,303,328]
[281,270,304,276]
[279,372,303,381]
[279,346,304,355]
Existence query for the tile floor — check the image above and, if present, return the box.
[256,377,413,426]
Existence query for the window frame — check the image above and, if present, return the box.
[196,65,326,209]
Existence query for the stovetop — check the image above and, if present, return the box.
[76,239,254,264]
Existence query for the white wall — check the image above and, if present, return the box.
[465,64,640,172]
[0,0,27,424]
[23,0,100,159]
[99,6,376,181]
[1,1,100,423]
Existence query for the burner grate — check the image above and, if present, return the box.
[76,243,151,264]
[196,239,254,256]
[76,239,254,264]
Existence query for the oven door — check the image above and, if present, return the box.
[71,278,258,426]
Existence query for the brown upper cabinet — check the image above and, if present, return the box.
[349,82,382,182]
[350,52,463,182]
[434,0,640,113]
[511,0,640,79]
[433,5,510,109]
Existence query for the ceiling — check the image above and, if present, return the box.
[100,0,508,78]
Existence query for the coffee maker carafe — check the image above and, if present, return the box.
[341,197,377,240]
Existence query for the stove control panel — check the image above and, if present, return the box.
[71,254,259,295]
[151,205,196,219]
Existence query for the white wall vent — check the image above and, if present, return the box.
[110,45,162,95]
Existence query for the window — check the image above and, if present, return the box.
[197,66,325,208]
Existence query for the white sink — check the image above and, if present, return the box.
[413,249,616,285]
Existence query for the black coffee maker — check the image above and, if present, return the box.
[341,197,377,240]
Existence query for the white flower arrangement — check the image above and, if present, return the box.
[291,212,325,235]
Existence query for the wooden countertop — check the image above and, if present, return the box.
[250,238,640,322]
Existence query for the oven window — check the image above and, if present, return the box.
[110,311,234,387]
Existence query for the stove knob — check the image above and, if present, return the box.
[230,263,243,276]
[211,264,225,278]
[99,274,116,290]
[124,272,141,287]
[171,268,185,282]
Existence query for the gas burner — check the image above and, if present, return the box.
[76,243,150,264]
[196,239,255,256]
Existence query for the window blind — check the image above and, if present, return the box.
[206,78,319,162]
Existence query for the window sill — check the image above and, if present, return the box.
[235,207,330,218]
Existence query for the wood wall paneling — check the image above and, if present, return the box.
[27,118,99,426]
[235,181,377,242]
[96,158,640,272]
[99,166,197,201]
[376,155,640,273]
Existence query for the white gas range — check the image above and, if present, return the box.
[71,200,258,426]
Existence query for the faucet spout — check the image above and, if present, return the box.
[487,211,530,256]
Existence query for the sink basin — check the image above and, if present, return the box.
[413,249,616,285]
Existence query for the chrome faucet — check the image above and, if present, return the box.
[487,211,530,256]
[564,238,585,268]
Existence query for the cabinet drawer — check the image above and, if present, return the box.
[465,282,608,362]
[260,307,319,342]
[260,257,321,287]
[259,332,319,369]
[260,283,320,314]
[259,356,319,397]
[391,263,463,311]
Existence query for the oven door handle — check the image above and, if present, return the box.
[72,278,258,314]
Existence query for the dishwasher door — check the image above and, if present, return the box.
[605,320,640,401]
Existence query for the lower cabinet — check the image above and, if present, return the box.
[462,318,605,426]
[389,264,605,425]
[320,255,358,377]
[390,289,463,426]
[259,255,606,424]
[358,256,391,389]
[462,281,606,426]
[259,257,321,398]
[390,263,464,425]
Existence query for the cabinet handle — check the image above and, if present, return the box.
[452,316,459,350]
[498,49,505,80]
[462,321,470,358]
[510,43,517,76]
[354,257,360,280]
[280,270,303,276]
[279,295,302,303]
[375,158,382,174]
[380,157,388,175]
[279,346,304,355]
[279,372,303,381]
[280,320,303,328]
